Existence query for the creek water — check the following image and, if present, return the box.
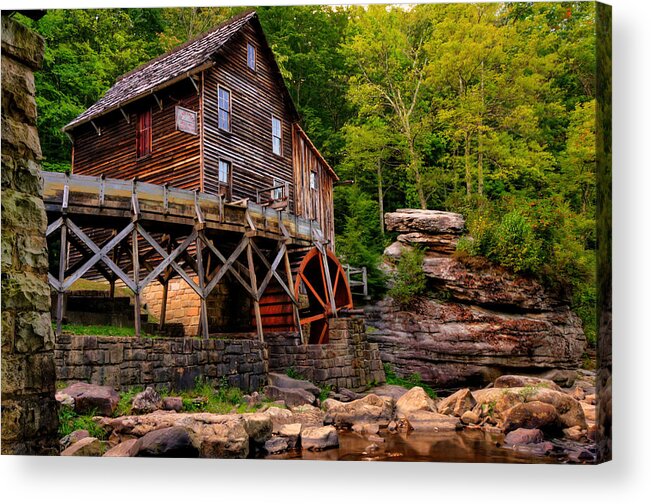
[265,429,572,464]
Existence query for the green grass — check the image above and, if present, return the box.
[58,405,108,440]
[56,323,157,338]
[68,278,132,297]
[383,363,438,399]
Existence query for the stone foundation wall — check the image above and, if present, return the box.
[141,276,253,337]
[266,317,385,392]
[55,335,268,392]
[1,16,59,455]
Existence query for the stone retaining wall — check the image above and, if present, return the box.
[1,16,59,455]
[55,335,268,392]
[266,317,385,392]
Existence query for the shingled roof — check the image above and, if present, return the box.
[64,10,263,132]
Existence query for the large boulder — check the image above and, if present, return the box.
[131,386,163,414]
[494,375,561,392]
[60,429,90,450]
[60,382,119,416]
[502,401,560,433]
[277,423,302,450]
[136,427,198,457]
[395,387,437,417]
[263,385,315,408]
[366,384,410,402]
[405,411,461,432]
[103,438,140,457]
[397,232,459,255]
[324,394,394,428]
[504,428,544,446]
[60,437,103,457]
[473,387,587,430]
[437,389,476,417]
[385,209,465,235]
[267,373,320,397]
[301,425,339,451]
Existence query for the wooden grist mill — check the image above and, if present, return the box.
[46,11,357,344]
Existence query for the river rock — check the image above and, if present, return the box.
[460,410,480,425]
[60,382,119,416]
[406,411,461,432]
[135,426,198,457]
[131,386,163,414]
[95,410,272,458]
[324,394,394,428]
[264,436,290,454]
[502,401,560,433]
[352,423,380,436]
[437,388,476,417]
[395,387,437,417]
[494,375,561,392]
[385,209,465,235]
[266,407,295,432]
[301,425,339,451]
[504,428,544,445]
[563,426,587,442]
[268,372,321,397]
[60,429,90,450]
[162,396,183,412]
[277,423,302,449]
[366,384,410,402]
[55,391,75,408]
[264,385,315,407]
[61,437,103,456]
[103,438,140,457]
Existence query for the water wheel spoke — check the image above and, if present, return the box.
[318,253,331,308]
[299,272,328,311]
[317,320,329,344]
[301,312,327,325]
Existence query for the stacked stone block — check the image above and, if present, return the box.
[267,317,385,392]
[1,16,59,455]
[55,335,268,392]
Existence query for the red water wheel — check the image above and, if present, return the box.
[294,247,353,344]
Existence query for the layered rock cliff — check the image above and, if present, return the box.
[365,209,587,390]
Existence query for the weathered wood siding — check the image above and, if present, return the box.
[202,24,295,210]
[72,79,202,190]
[292,125,335,248]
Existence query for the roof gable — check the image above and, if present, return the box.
[64,10,297,131]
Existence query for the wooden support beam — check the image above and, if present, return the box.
[55,221,67,337]
[195,232,209,340]
[283,245,303,344]
[249,240,297,305]
[138,226,202,297]
[63,219,136,292]
[119,107,130,124]
[200,234,254,298]
[132,227,141,338]
[137,227,196,290]
[246,240,264,342]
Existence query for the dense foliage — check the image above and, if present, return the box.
[20,2,598,343]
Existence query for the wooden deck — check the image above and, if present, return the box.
[42,171,320,245]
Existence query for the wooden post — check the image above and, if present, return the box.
[283,246,304,345]
[362,266,368,298]
[55,221,67,337]
[132,228,141,338]
[246,240,264,342]
[159,280,169,332]
[195,231,209,340]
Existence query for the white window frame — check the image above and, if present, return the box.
[218,159,231,185]
[271,115,282,156]
[247,42,256,71]
[272,178,283,200]
[217,85,232,132]
[310,171,318,191]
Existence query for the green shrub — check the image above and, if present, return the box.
[388,247,427,308]
[383,363,437,399]
[58,405,107,440]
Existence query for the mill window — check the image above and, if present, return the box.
[272,116,282,156]
[136,109,152,158]
[218,86,231,132]
[247,43,256,71]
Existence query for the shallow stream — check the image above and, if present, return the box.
[265,429,580,464]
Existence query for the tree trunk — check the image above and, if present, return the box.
[377,158,385,235]
[464,130,472,196]
[478,60,485,196]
